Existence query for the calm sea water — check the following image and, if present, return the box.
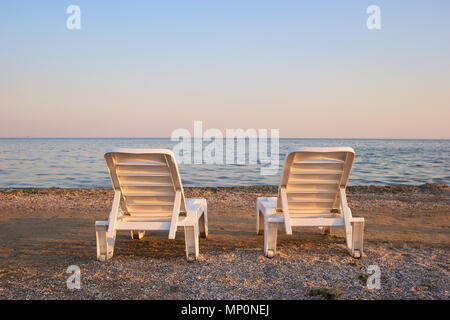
[0,138,448,188]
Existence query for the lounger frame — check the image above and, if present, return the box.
[257,147,364,258]
[95,148,208,261]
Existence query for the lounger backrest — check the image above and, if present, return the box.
[276,147,355,215]
[104,148,186,221]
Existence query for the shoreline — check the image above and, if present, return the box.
[0,183,448,299]
[0,182,448,192]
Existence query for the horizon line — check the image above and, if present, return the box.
[0,137,449,140]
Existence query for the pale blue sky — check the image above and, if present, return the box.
[1,1,449,138]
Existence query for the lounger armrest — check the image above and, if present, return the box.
[178,198,206,226]
[178,215,197,226]
[168,191,182,239]
[266,213,284,223]
[95,220,109,227]
[280,188,293,235]
[107,190,121,239]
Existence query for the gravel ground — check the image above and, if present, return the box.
[0,184,448,300]
[1,241,448,300]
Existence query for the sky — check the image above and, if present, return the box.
[0,1,449,138]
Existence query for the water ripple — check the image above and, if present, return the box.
[0,138,448,188]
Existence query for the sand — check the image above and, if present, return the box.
[0,184,448,299]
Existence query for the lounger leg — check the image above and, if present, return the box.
[319,226,331,235]
[264,221,278,258]
[199,202,208,238]
[257,209,264,235]
[105,233,116,260]
[95,222,109,261]
[351,221,364,258]
[131,230,145,240]
[184,222,199,261]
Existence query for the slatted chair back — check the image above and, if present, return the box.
[276,147,355,233]
[104,148,186,238]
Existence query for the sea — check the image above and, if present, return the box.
[0,138,448,188]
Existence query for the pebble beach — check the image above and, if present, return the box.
[0,184,448,299]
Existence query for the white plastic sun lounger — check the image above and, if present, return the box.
[256,147,364,258]
[95,148,208,261]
